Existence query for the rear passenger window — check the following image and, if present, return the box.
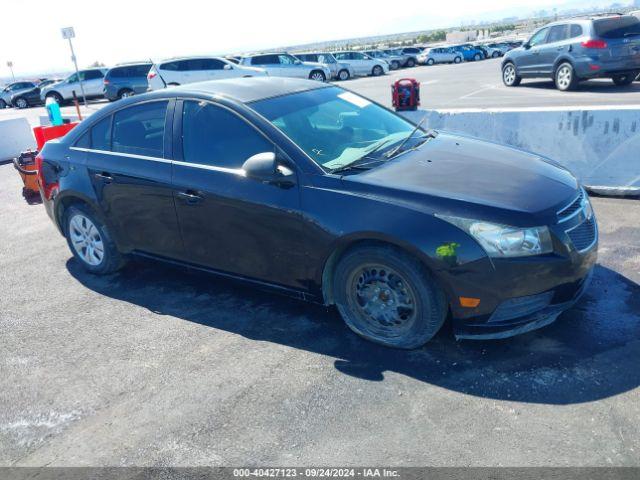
[547,25,568,43]
[569,24,583,38]
[112,101,167,157]
[182,100,272,169]
[91,116,112,150]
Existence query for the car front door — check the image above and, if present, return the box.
[538,24,569,74]
[518,27,550,74]
[171,99,309,288]
[278,54,305,78]
[83,99,185,258]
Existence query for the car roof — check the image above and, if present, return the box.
[163,77,332,103]
[159,55,227,62]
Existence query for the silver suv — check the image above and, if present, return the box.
[40,68,108,104]
[240,53,331,82]
[364,50,403,70]
[332,51,389,76]
[294,52,355,81]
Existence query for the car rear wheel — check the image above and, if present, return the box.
[427,58,435,66]
[474,53,482,61]
[118,88,134,99]
[46,92,63,105]
[0,99,7,109]
[502,62,521,87]
[454,56,462,64]
[372,65,384,76]
[406,58,416,68]
[611,73,636,86]
[333,245,447,349]
[309,70,326,82]
[391,60,400,70]
[338,69,350,81]
[555,62,578,91]
[64,205,125,275]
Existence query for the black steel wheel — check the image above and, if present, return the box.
[333,245,446,349]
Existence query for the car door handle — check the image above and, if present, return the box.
[94,172,113,182]
[176,190,203,204]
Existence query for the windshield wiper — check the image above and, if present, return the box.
[624,32,640,37]
[328,137,398,174]
[384,114,429,159]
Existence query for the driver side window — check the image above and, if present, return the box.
[529,27,549,47]
[67,74,78,83]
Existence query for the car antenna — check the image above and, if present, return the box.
[149,58,168,89]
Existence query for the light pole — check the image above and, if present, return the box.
[61,27,87,106]
[6,61,15,82]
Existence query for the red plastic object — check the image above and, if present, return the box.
[33,122,79,151]
[391,78,420,111]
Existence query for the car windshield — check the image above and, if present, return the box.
[251,86,417,170]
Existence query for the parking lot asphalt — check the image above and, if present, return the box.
[347,58,640,110]
[1,162,639,466]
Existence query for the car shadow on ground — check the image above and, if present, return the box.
[67,259,640,405]
[517,79,640,94]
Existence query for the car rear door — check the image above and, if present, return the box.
[83,99,185,258]
[171,99,308,288]
[539,24,569,74]
[250,54,282,76]
[81,70,106,96]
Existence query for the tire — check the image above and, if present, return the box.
[474,53,482,61]
[427,58,435,66]
[333,245,447,349]
[117,88,134,99]
[337,69,350,81]
[0,99,6,109]
[46,92,64,105]
[502,62,521,87]
[453,56,462,64]
[612,73,636,86]
[63,204,125,275]
[309,70,326,82]
[372,65,384,76]
[555,62,578,91]
[406,58,416,68]
[492,51,500,58]
[14,97,28,109]
[391,61,400,70]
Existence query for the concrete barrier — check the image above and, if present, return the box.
[402,106,640,196]
[0,118,36,162]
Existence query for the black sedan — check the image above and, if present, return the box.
[36,78,597,348]
[11,79,61,109]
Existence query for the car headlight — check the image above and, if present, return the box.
[437,215,553,258]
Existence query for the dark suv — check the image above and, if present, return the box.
[502,15,640,90]
[37,78,597,349]
[103,63,152,101]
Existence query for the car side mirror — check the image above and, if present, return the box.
[523,43,531,50]
[294,59,302,65]
[224,64,232,70]
[242,152,295,188]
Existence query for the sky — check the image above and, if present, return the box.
[1,0,633,77]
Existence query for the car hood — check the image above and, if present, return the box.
[40,81,63,93]
[10,86,39,98]
[348,132,578,218]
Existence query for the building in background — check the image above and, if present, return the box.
[446,30,478,43]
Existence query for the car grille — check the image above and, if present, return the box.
[557,189,584,222]
[567,217,597,252]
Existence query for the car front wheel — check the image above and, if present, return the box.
[14,97,29,109]
[406,58,416,67]
[372,65,384,76]
[333,245,447,349]
[454,56,462,64]
[502,62,521,86]
[427,58,435,66]
[309,70,326,82]
[64,204,125,275]
[338,69,350,81]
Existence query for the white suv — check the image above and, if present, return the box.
[147,56,267,90]
[239,53,331,82]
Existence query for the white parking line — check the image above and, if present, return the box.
[456,84,501,100]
